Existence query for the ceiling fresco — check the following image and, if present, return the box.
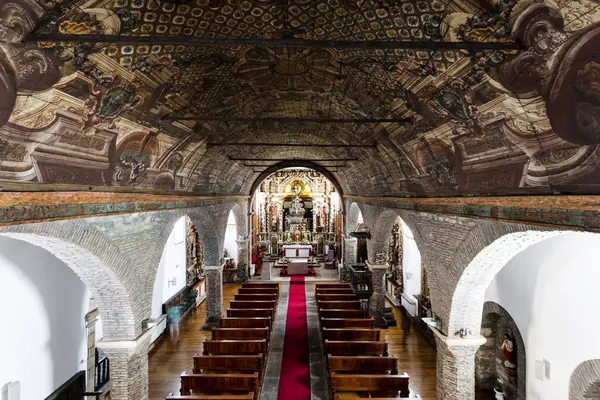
[0,0,600,197]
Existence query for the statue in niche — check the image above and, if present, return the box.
[386,220,403,288]
[500,333,517,369]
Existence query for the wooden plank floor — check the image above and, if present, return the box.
[148,284,437,399]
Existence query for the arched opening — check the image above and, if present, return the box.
[250,167,343,279]
[450,231,600,399]
[0,236,100,399]
[150,215,205,335]
[384,216,424,317]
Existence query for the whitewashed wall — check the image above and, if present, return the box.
[223,210,238,265]
[151,217,187,318]
[485,232,600,400]
[0,237,90,400]
[401,220,422,297]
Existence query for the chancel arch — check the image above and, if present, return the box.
[251,167,343,260]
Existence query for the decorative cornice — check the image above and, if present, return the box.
[0,191,248,225]
[344,194,600,232]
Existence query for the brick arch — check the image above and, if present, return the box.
[0,224,137,340]
[570,359,600,400]
[448,230,565,335]
[477,301,526,400]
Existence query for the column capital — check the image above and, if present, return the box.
[204,264,224,272]
[85,308,100,325]
[96,329,152,352]
[236,238,249,244]
[366,260,388,271]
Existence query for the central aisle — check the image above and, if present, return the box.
[277,276,310,400]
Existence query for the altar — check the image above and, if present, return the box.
[283,244,312,258]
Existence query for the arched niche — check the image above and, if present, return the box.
[570,359,600,400]
[476,301,526,400]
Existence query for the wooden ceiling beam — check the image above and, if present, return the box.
[25,33,525,51]
[208,142,376,148]
[164,116,412,123]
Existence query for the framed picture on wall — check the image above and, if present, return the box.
[173,224,185,245]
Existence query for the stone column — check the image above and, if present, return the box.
[96,332,151,400]
[202,265,223,330]
[85,308,100,392]
[366,260,388,328]
[236,238,249,282]
[434,332,486,400]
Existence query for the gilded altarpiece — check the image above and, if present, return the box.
[186,217,204,286]
[387,218,403,301]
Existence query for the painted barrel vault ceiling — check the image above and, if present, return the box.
[1,0,600,197]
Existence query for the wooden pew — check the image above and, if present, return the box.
[325,340,388,356]
[166,395,254,400]
[322,328,380,342]
[202,339,267,356]
[230,300,276,310]
[327,355,398,375]
[316,294,359,302]
[320,318,374,329]
[315,283,350,288]
[192,354,263,375]
[211,328,269,341]
[242,282,279,292]
[237,288,278,295]
[219,317,271,330]
[234,294,278,302]
[330,373,410,398]
[315,288,355,295]
[226,308,274,319]
[319,309,369,319]
[179,372,259,397]
[318,301,361,310]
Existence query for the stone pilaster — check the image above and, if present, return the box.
[202,265,223,330]
[343,236,357,265]
[236,239,249,282]
[85,308,100,392]
[433,331,486,400]
[366,261,388,328]
[96,331,151,400]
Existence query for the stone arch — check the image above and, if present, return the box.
[345,201,364,235]
[448,230,566,335]
[570,359,600,400]
[476,301,526,400]
[188,205,233,266]
[230,202,248,238]
[0,224,137,340]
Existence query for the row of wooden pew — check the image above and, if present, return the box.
[316,282,412,399]
[166,282,281,400]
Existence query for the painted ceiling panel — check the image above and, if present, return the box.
[0,0,599,197]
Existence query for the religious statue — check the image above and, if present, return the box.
[500,333,517,369]
[293,230,301,243]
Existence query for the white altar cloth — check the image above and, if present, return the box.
[282,244,312,258]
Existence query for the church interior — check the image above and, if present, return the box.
[1,0,600,399]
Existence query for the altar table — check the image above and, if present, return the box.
[282,244,312,258]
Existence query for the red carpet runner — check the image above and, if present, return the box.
[277,276,310,400]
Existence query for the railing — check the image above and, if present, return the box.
[257,232,338,244]
[348,263,373,300]
[94,356,110,391]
